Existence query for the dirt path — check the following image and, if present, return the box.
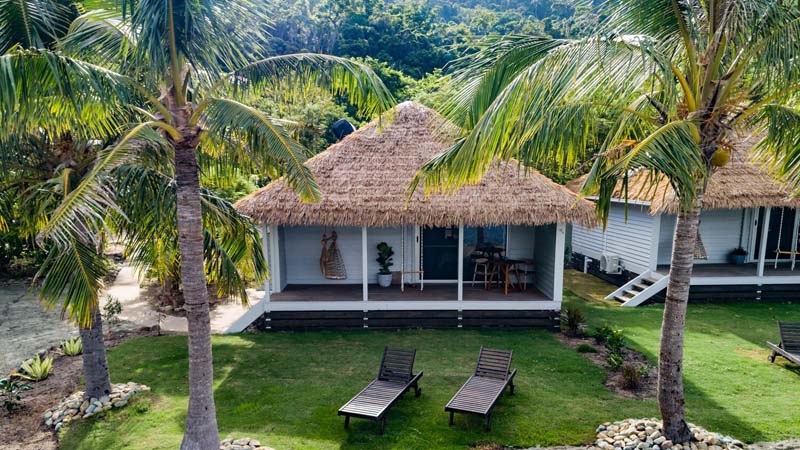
[103,263,260,334]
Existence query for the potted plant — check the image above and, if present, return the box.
[729,247,748,265]
[376,242,394,287]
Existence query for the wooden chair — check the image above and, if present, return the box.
[445,347,516,431]
[338,347,423,434]
[767,321,800,366]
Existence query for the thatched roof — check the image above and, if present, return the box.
[566,133,800,214]
[236,101,595,227]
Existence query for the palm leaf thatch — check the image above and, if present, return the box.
[567,133,800,214]
[236,101,595,227]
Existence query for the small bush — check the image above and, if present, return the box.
[19,355,53,382]
[621,362,650,390]
[607,352,625,371]
[561,307,587,336]
[0,378,31,411]
[604,328,626,353]
[61,337,82,356]
[593,324,614,344]
[103,295,123,324]
[577,343,598,353]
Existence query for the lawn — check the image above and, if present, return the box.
[60,271,800,450]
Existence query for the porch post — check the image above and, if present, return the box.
[553,223,566,304]
[457,224,464,304]
[362,226,369,302]
[757,207,771,278]
[260,225,271,303]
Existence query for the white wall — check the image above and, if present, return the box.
[507,225,535,259]
[571,202,656,274]
[657,208,753,265]
[278,226,288,290]
[281,226,415,285]
[534,224,556,299]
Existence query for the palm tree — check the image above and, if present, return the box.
[0,132,268,401]
[413,0,800,441]
[4,2,393,447]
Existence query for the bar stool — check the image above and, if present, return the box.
[472,257,491,287]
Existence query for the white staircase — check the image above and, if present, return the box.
[606,270,669,307]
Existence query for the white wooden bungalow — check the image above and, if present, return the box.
[567,137,800,307]
[231,102,595,330]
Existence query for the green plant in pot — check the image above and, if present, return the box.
[729,247,748,265]
[376,242,394,287]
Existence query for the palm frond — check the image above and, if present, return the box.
[585,120,705,223]
[751,104,800,196]
[128,0,270,88]
[0,48,133,139]
[227,53,395,119]
[0,0,75,52]
[60,9,136,68]
[34,236,108,328]
[413,36,656,195]
[201,98,320,202]
[37,122,174,248]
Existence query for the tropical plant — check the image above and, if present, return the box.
[560,306,586,336]
[607,352,625,372]
[18,355,54,381]
[102,295,123,325]
[61,337,83,356]
[376,242,394,274]
[0,378,31,411]
[576,343,597,354]
[3,3,393,447]
[414,0,800,441]
[593,324,615,345]
[621,362,645,390]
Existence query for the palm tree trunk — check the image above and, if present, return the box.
[658,194,702,442]
[79,304,111,400]
[174,132,220,450]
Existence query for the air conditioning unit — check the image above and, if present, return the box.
[599,253,622,274]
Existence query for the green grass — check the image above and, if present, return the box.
[60,270,800,449]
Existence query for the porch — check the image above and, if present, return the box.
[270,283,549,304]
[655,263,800,285]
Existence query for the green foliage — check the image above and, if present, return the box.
[102,296,123,325]
[604,328,626,354]
[375,242,394,274]
[561,306,586,337]
[18,355,54,382]
[621,362,651,390]
[0,378,31,412]
[61,337,83,356]
[576,343,597,354]
[266,0,596,78]
[607,352,625,372]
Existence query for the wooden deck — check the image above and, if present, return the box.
[270,284,548,302]
[656,263,800,278]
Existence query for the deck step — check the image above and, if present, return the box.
[606,270,670,307]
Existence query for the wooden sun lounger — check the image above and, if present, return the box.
[338,347,422,434]
[445,347,516,431]
[767,321,800,366]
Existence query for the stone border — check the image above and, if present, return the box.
[221,437,275,450]
[43,382,150,431]
[592,418,748,450]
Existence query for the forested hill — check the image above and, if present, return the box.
[268,0,598,77]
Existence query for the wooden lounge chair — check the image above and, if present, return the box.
[338,347,423,434]
[767,321,800,365]
[445,347,516,431]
